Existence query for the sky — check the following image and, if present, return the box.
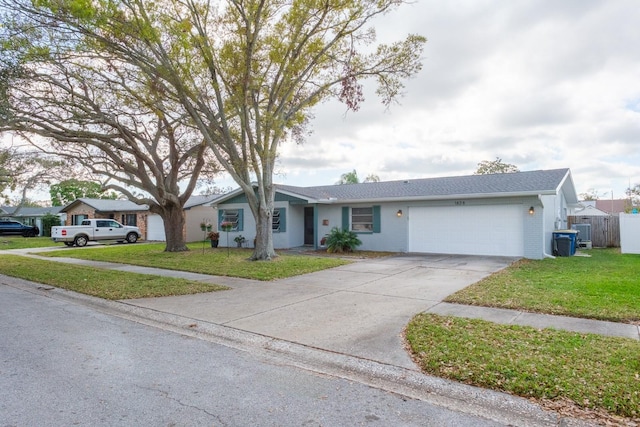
[220,0,640,200]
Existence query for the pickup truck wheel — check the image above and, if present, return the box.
[126,232,138,244]
[74,235,89,247]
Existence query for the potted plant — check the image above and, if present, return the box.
[207,231,220,248]
[200,221,212,231]
[234,235,246,247]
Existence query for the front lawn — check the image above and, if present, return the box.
[407,248,640,424]
[445,248,640,323]
[0,255,228,299]
[40,243,351,280]
[0,236,58,249]
[406,314,640,423]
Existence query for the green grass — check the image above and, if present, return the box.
[446,248,640,323]
[406,314,640,421]
[0,236,59,249]
[40,242,351,280]
[0,255,228,299]
[409,248,640,423]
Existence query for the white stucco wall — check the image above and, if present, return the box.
[185,205,218,242]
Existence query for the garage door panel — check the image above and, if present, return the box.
[146,215,166,241]
[408,205,523,256]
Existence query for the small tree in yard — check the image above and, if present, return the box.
[1,0,424,259]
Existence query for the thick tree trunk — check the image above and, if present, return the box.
[250,205,277,260]
[160,203,189,252]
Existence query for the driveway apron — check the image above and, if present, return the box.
[125,254,516,369]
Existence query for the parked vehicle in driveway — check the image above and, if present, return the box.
[0,220,40,237]
[51,219,141,247]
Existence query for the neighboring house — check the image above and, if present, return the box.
[60,198,150,239]
[212,168,579,259]
[0,205,65,236]
[569,201,609,217]
[595,199,633,215]
[60,195,226,242]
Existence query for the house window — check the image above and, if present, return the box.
[272,208,286,232]
[219,209,243,231]
[342,206,381,233]
[71,214,88,225]
[121,214,137,226]
[351,207,373,232]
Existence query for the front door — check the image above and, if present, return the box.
[304,207,315,245]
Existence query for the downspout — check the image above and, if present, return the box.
[539,194,555,259]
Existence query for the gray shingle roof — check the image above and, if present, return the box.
[63,198,149,212]
[276,168,571,202]
[0,206,63,216]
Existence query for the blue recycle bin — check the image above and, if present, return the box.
[553,230,578,256]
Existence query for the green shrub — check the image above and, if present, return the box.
[41,213,61,237]
[325,227,362,253]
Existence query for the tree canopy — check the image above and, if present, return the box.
[1,0,425,258]
[0,143,64,206]
[50,180,118,206]
[336,170,380,184]
[627,184,640,205]
[474,158,520,175]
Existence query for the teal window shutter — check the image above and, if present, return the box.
[218,209,224,227]
[342,207,349,230]
[238,209,244,231]
[279,208,286,232]
[373,205,381,233]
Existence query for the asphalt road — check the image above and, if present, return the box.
[0,283,503,427]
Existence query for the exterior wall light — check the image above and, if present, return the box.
[397,209,403,217]
[529,206,535,215]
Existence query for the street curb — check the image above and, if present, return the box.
[3,276,596,427]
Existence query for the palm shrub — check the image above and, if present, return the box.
[325,227,362,253]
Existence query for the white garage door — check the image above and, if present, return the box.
[408,205,524,256]
[146,214,166,241]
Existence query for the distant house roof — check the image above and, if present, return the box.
[1,206,63,217]
[595,199,632,214]
[214,168,578,205]
[570,204,609,216]
[60,198,149,213]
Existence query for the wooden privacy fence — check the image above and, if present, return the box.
[568,216,620,248]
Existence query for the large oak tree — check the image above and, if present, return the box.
[1,9,217,251]
[1,0,425,259]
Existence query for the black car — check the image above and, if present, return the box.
[0,220,40,237]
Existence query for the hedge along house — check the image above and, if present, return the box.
[211,168,579,259]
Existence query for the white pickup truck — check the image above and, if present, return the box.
[51,219,142,247]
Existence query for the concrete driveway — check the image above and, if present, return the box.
[125,254,516,369]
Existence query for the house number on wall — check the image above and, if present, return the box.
[454,201,466,206]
